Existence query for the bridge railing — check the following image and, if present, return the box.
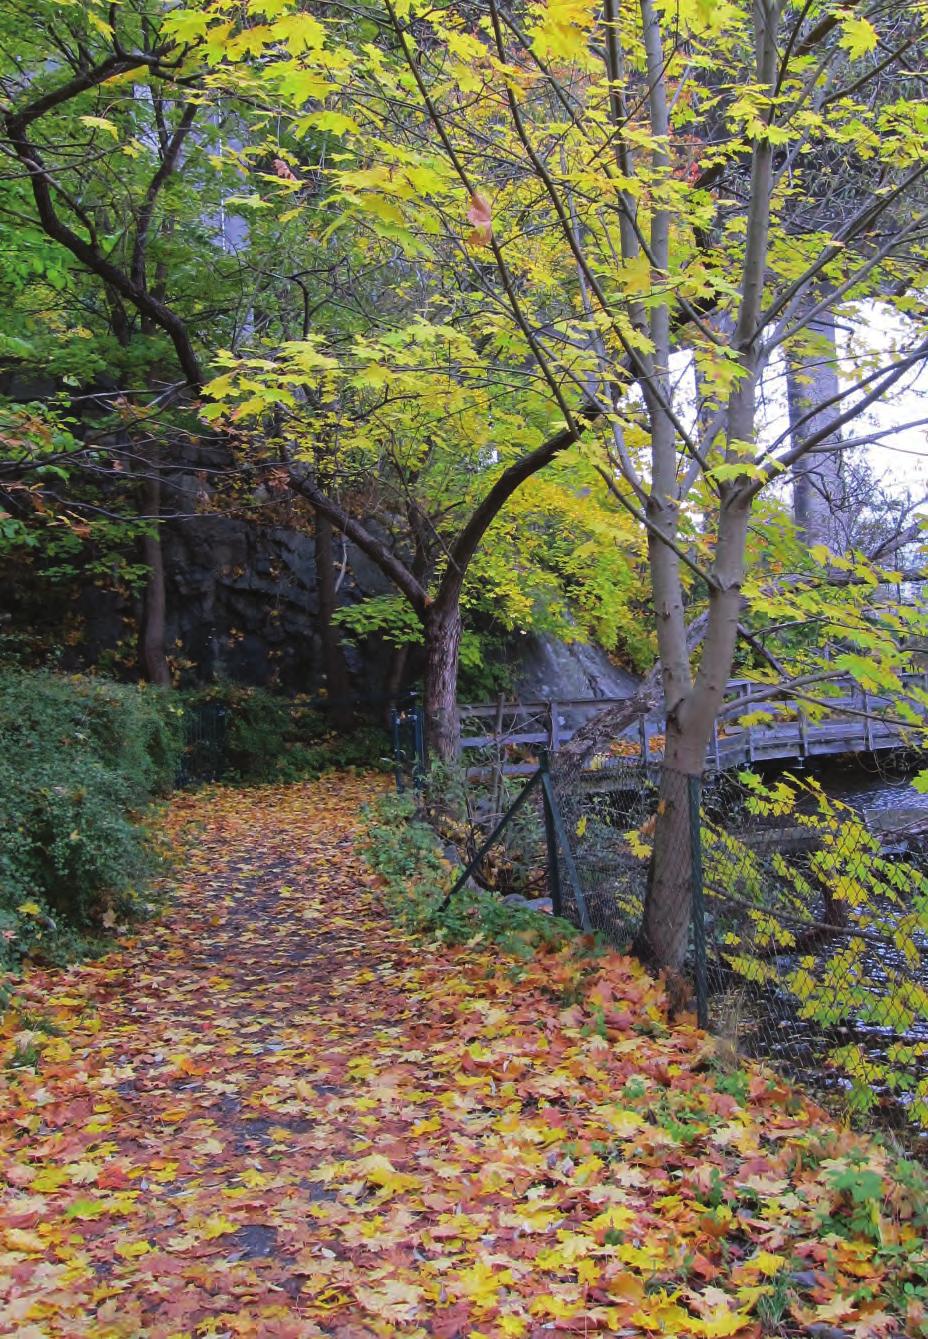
[459,670,928,773]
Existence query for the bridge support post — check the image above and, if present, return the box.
[549,700,560,753]
[863,690,874,752]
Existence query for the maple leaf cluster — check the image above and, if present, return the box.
[0,774,926,1337]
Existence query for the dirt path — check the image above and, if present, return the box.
[0,776,924,1338]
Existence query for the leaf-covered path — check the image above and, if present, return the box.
[1,776,926,1338]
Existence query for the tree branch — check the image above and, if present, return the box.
[287,467,429,614]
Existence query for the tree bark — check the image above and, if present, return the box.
[138,452,170,687]
[314,512,354,729]
[634,733,698,970]
[423,601,462,762]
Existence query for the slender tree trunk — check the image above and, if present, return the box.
[635,724,702,969]
[638,480,753,969]
[314,511,354,730]
[139,450,170,687]
[787,309,845,550]
[384,642,409,727]
[423,601,462,762]
[633,1,777,972]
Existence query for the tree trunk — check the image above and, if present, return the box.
[139,452,170,687]
[314,511,354,730]
[423,602,462,762]
[634,721,705,970]
[787,310,845,550]
[636,495,752,970]
[384,642,409,728]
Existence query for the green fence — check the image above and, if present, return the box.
[549,753,928,1150]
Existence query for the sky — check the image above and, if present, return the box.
[756,302,928,508]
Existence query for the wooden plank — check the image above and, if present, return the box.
[459,695,633,716]
[465,763,538,780]
[863,690,874,752]
[460,732,550,748]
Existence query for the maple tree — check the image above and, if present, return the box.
[175,0,928,967]
[0,0,656,708]
[2,773,928,1337]
[0,0,369,688]
[213,332,653,714]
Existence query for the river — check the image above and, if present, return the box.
[817,754,928,815]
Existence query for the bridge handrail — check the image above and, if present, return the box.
[458,670,928,764]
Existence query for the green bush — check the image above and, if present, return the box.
[0,671,183,967]
[180,683,390,784]
[362,792,576,957]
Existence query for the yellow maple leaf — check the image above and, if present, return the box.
[411,1115,442,1135]
[239,1168,273,1189]
[452,1259,514,1308]
[577,1258,601,1285]
[354,1279,423,1321]
[78,114,120,139]
[592,1204,636,1232]
[529,1292,583,1319]
[692,1311,754,1338]
[115,1239,153,1259]
[632,1292,691,1334]
[199,1213,238,1240]
[64,1160,99,1185]
[41,1038,73,1064]
[31,1167,67,1194]
[497,1315,528,1336]
[731,1250,787,1284]
[356,1153,421,1195]
[4,1228,46,1254]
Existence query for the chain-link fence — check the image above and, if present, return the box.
[549,751,928,1150]
[177,701,228,785]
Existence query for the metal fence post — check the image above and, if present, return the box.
[391,707,405,794]
[539,769,592,932]
[539,752,563,917]
[411,696,426,791]
[688,773,709,1029]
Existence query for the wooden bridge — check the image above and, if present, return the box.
[459,673,928,774]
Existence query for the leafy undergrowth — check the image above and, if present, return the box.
[1,776,927,1339]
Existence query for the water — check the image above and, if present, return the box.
[805,756,928,816]
[720,753,928,1149]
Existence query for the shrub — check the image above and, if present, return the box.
[362,792,576,956]
[180,683,390,784]
[0,671,183,967]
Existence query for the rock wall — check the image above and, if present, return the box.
[510,633,640,702]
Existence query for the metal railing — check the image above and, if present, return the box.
[438,755,591,930]
[391,696,426,794]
